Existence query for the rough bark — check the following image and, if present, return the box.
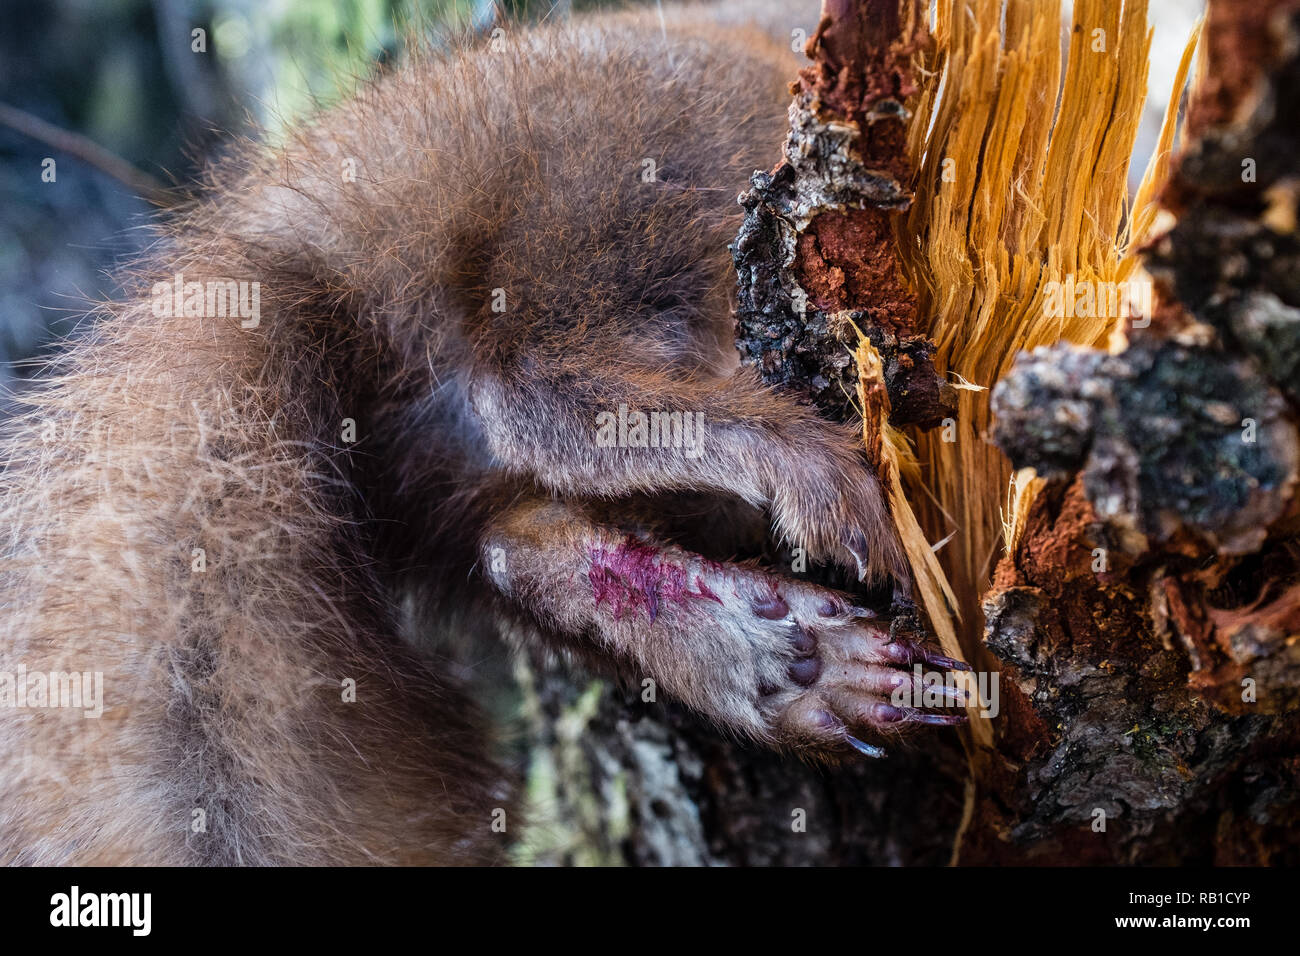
[512,650,965,866]
[732,0,956,429]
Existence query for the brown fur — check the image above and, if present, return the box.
[0,2,933,866]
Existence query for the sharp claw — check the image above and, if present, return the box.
[846,735,887,758]
[936,683,971,703]
[911,711,969,725]
[874,703,968,725]
[886,641,973,671]
[844,530,871,582]
[817,599,876,621]
[924,652,973,672]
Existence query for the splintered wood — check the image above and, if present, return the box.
[888,0,1170,679]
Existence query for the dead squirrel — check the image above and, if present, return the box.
[0,1,968,864]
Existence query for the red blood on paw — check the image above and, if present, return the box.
[587,537,722,623]
[694,576,723,604]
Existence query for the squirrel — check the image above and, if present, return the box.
[0,1,968,865]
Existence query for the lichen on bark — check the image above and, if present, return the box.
[992,339,1298,556]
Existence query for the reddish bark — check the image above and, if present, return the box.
[733,0,954,429]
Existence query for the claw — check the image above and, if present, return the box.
[846,735,887,758]
[844,529,871,582]
[884,642,973,671]
[923,651,973,672]
[890,672,970,704]
[817,598,876,620]
[873,703,967,725]
[910,711,969,726]
[935,683,971,703]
